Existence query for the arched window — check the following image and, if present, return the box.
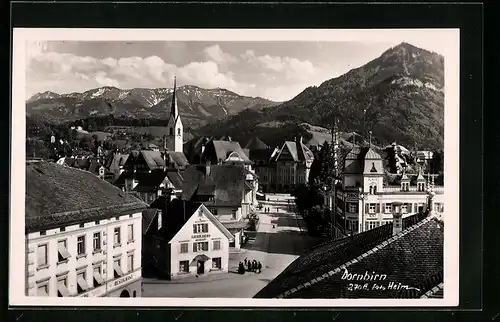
[369,186,373,194]
[177,128,181,136]
[169,128,173,136]
[373,185,377,194]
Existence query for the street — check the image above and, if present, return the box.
[142,193,326,298]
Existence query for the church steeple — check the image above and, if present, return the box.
[165,76,184,153]
[171,76,179,119]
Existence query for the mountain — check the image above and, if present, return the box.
[26,85,279,128]
[196,42,445,150]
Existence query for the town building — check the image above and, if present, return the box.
[330,145,444,235]
[143,198,234,279]
[25,160,148,297]
[269,136,315,193]
[181,164,258,250]
[254,209,444,299]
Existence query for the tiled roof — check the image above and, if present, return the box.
[211,140,252,164]
[364,148,382,160]
[181,165,247,207]
[254,212,435,299]
[25,161,147,233]
[166,151,189,168]
[141,150,166,170]
[244,137,270,150]
[278,141,315,163]
[105,153,129,175]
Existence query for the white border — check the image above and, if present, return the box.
[10,28,460,307]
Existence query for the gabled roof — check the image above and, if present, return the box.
[26,161,147,233]
[244,137,270,150]
[254,212,437,299]
[152,199,233,242]
[105,153,129,175]
[276,141,315,163]
[141,150,166,169]
[166,151,189,168]
[210,140,252,164]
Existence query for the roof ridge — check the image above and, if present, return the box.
[30,202,146,219]
[276,215,436,299]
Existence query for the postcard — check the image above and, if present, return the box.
[10,28,459,307]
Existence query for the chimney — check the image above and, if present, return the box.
[392,202,403,235]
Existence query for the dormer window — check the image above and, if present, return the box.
[401,182,410,192]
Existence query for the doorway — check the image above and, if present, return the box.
[197,260,205,274]
[120,290,130,297]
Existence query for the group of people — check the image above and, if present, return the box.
[263,207,279,213]
[238,258,262,274]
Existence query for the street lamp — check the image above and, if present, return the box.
[359,187,365,233]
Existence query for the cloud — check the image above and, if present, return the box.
[202,45,237,64]
[26,51,255,98]
[242,52,317,82]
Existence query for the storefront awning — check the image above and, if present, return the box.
[94,271,104,285]
[114,263,125,277]
[77,276,90,291]
[57,283,71,297]
[190,254,210,265]
[58,243,71,260]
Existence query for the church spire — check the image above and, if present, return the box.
[171,76,178,118]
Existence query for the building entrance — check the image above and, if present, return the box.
[120,290,130,297]
[197,261,205,274]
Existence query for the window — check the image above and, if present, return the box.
[209,208,218,216]
[169,128,173,136]
[40,230,46,236]
[77,271,90,294]
[369,186,373,194]
[37,244,48,267]
[79,223,85,228]
[231,210,237,220]
[212,257,222,269]
[114,227,121,245]
[401,204,408,213]
[366,221,378,230]
[57,276,70,297]
[193,224,208,234]
[193,242,209,252]
[57,239,70,262]
[180,243,188,253]
[93,232,101,251]
[177,128,181,136]
[114,258,124,278]
[77,236,86,255]
[128,254,134,272]
[213,240,221,250]
[368,204,376,214]
[95,220,100,225]
[37,283,49,296]
[60,227,65,232]
[128,224,134,242]
[348,203,357,213]
[93,265,104,287]
[179,260,189,273]
[384,204,392,213]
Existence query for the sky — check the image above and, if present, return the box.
[25,40,446,102]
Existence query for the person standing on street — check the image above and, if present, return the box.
[257,261,262,274]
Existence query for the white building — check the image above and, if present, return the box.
[144,199,234,279]
[328,146,444,234]
[25,161,148,297]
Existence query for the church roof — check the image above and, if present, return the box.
[364,147,382,160]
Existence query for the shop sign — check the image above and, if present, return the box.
[106,270,140,293]
[192,234,210,240]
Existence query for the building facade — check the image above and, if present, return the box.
[145,200,233,279]
[25,161,148,297]
[330,146,444,235]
